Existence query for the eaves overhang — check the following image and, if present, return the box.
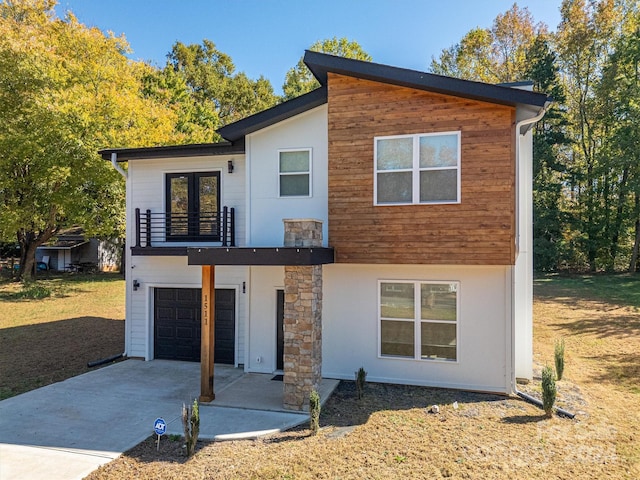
[188,246,335,266]
[303,50,550,109]
[99,140,245,162]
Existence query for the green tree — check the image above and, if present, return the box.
[430,28,495,82]
[556,0,626,271]
[141,65,217,144]
[430,4,546,83]
[597,15,640,271]
[526,35,571,270]
[0,0,177,279]
[157,39,278,139]
[282,37,372,100]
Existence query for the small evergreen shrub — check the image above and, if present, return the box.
[355,367,367,400]
[541,365,557,418]
[309,389,321,435]
[554,338,565,380]
[182,399,200,457]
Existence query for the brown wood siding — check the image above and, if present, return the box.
[327,74,516,265]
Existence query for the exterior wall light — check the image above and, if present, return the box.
[133,279,140,291]
[227,160,234,174]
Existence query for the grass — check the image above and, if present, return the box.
[534,272,640,309]
[2,272,638,478]
[0,273,125,400]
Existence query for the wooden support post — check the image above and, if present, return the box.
[199,265,215,402]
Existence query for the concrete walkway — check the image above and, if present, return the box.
[0,360,338,480]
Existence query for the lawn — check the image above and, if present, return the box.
[1,273,638,478]
[0,273,125,400]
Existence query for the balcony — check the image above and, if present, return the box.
[132,207,235,256]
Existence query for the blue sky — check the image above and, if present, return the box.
[54,0,563,94]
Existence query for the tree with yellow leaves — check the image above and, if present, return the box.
[0,0,178,279]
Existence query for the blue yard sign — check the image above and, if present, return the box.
[154,417,167,451]
[154,417,167,436]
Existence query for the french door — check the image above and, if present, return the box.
[165,172,220,241]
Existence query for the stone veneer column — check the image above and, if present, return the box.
[282,219,323,411]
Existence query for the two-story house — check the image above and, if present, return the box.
[100,51,549,410]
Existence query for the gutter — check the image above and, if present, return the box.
[110,152,128,179]
[516,102,551,135]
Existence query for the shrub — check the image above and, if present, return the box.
[541,365,557,418]
[182,399,200,456]
[355,367,367,400]
[17,282,51,300]
[309,389,321,435]
[554,338,565,380]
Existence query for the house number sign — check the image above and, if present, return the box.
[203,293,209,325]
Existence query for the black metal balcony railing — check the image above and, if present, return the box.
[134,207,235,248]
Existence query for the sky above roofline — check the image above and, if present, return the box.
[54,0,563,95]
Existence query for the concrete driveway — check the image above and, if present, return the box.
[0,360,312,480]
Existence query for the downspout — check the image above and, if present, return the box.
[111,152,128,179]
[516,389,576,418]
[510,103,550,397]
[108,151,129,360]
[514,102,551,254]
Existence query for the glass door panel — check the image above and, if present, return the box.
[197,174,219,237]
[168,175,189,237]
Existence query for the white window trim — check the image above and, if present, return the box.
[377,279,460,363]
[277,148,312,198]
[373,131,461,206]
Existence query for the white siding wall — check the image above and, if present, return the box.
[124,155,248,363]
[244,262,511,392]
[246,105,328,247]
[246,266,284,373]
[322,264,512,393]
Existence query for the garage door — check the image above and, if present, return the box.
[154,288,235,364]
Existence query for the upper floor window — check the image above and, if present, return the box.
[374,132,460,205]
[279,149,311,197]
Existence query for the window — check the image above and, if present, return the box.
[279,149,311,197]
[165,172,220,241]
[374,132,460,205]
[379,280,458,361]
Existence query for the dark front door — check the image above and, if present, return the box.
[214,289,236,365]
[154,287,235,364]
[276,289,284,371]
[166,172,220,241]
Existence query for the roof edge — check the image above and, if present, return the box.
[99,140,245,162]
[303,50,549,109]
[217,86,327,142]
